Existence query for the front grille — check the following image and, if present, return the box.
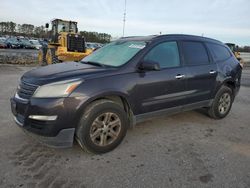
[67,34,86,52]
[17,81,38,100]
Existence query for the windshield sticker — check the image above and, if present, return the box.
[129,44,145,49]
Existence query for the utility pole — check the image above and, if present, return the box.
[122,0,127,37]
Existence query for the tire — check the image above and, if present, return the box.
[207,86,233,119]
[76,99,129,154]
[38,47,47,66]
[46,48,60,65]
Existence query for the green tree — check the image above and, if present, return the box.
[80,31,111,43]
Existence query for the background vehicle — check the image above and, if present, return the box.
[29,39,42,50]
[11,35,242,154]
[38,19,92,65]
[225,43,244,66]
[38,39,48,47]
[18,38,35,49]
[0,38,7,48]
[5,37,20,48]
[86,42,103,51]
[0,37,6,42]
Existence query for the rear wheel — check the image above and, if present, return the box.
[46,48,60,65]
[76,99,129,154]
[207,86,233,119]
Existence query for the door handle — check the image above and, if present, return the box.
[175,74,185,79]
[209,70,217,74]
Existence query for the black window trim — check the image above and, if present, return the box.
[180,40,212,67]
[140,40,183,70]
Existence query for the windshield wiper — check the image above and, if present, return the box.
[82,61,115,68]
[82,61,105,67]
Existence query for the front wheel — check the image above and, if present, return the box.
[76,99,129,154]
[46,48,60,65]
[38,48,47,66]
[207,86,233,119]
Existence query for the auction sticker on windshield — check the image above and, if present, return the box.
[128,44,146,49]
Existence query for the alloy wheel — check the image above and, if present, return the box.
[90,112,122,147]
[218,93,231,115]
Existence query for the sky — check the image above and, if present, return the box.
[0,0,250,46]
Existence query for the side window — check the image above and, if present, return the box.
[206,43,232,62]
[182,41,210,65]
[144,41,180,68]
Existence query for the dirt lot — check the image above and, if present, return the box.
[0,65,250,188]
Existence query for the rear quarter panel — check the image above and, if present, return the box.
[213,56,242,97]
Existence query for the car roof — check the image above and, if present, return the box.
[118,34,223,45]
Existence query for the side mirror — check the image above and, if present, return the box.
[138,60,160,71]
[45,23,49,28]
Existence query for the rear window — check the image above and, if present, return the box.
[206,43,231,62]
[182,41,210,65]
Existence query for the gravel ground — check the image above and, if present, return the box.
[0,65,250,188]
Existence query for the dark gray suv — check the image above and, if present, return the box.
[10,34,242,154]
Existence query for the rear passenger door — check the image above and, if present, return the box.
[180,41,217,104]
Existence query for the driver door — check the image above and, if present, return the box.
[135,41,188,114]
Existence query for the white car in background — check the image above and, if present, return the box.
[29,39,42,50]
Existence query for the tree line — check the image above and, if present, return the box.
[238,46,250,53]
[0,21,111,43]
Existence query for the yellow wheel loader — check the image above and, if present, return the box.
[38,19,92,65]
[225,43,244,66]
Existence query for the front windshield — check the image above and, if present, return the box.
[58,22,68,32]
[82,41,146,67]
[57,21,77,33]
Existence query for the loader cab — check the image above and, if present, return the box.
[225,43,237,52]
[47,19,78,43]
[225,43,241,60]
[39,18,90,66]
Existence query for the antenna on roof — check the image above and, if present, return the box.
[122,0,127,37]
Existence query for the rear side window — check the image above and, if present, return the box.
[206,43,231,62]
[144,41,180,68]
[182,41,210,65]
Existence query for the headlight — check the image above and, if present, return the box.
[33,79,82,98]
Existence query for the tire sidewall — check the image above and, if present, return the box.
[213,86,233,118]
[77,101,128,154]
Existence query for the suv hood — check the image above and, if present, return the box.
[22,62,113,85]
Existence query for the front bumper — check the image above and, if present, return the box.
[15,116,75,148]
[10,94,87,148]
